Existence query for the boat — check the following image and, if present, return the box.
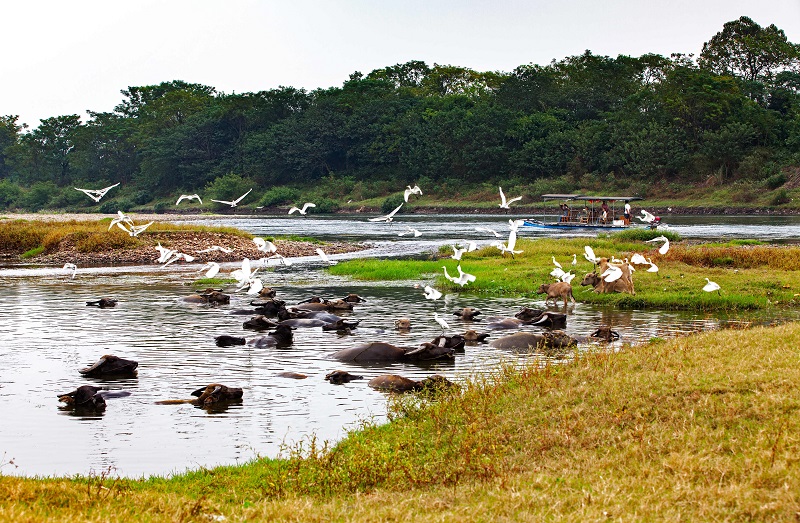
[523,194,661,230]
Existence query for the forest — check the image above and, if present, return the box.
[0,16,798,212]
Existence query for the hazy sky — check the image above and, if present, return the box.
[4,1,800,129]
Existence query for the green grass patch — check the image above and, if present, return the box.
[20,246,44,258]
[193,277,236,286]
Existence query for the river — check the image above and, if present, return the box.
[1,213,798,478]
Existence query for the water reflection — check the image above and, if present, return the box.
[1,213,799,478]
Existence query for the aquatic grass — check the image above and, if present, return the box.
[20,246,44,258]
[331,238,800,310]
[3,323,800,520]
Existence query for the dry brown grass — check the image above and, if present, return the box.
[667,243,800,271]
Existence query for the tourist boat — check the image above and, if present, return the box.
[523,194,661,230]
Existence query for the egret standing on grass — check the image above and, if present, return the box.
[703,278,721,294]
[210,188,252,207]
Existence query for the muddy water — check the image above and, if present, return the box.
[1,213,799,478]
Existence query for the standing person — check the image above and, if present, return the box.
[624,200,632,224]
[600,201,609,223]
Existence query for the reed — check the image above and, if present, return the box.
[2,323,800,521]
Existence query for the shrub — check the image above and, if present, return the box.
[764,172,786,190]
[153,202,168,214]
[98,199,134,214]
[204,172,255,207]
[612,229,681,242]
[258,186,300,208]
[770,189,790,206]
[0,179,22,209]
[381,194,406,214]
[49,187,88,209]
[132,190,153,205]
[19,182,58,211]
[314,198,340,213]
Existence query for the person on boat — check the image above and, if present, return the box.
[624,200,632,224]
[600,201,609,224]
[560,203,570,222]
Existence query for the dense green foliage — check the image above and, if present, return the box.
[0,17,798,211]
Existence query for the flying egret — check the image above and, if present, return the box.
[231,258,257,287]
[288,202,316,215]
[155,243,176,263]
[465,241,478,252]
[702,278,721,294]
[601,265,623,283]
[245,278,264,295]
[199,262,220,278]
[498,187,523,209]
[630,253,648,265]
[74,183,120,203]
[646,235,670,255]
[451,245,467,261]
[128,221,154,237]
[368,203,404,222]
[550,267,566,280]
[176,194,202,205]
[197,245,233,254]
[62,263,77,279]
[584,245,599,264]
[210,188,253,207]
[475,227,501,237]
[398,226,422,237]
[561,271,576,284]
[423,286,442,300]
[637,209,656,223]
[433,312,450,332]
[163,252,195,266]
[108,210,134,231]
[403,184,422,202]
[315,248,337,265]
[265,253,292,266]
[455,265,476,286]
[552,256,562,269]
[253,237,277,254]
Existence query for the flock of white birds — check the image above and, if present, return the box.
[67,182,721,308]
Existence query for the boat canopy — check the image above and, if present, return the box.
[541,194,643,202]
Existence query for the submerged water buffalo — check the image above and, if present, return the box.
[489,330,577,352]
[215,335,247,347]
[588,325,621,342]
[79,355,138,377]
[452,307,481,320]
[463,329,491,343]
[514,308,568,329]
[181,290,230,305]
[247,324,294,348]
[325,370,364,384]
[58,386,131,410]
[368,374,458,393]
[85,297,117,308]
[483,317,527,330]
[156,384,243,406]
[251,299,287,317]
[428,334,466,352]
[331,341,455,363]
[243,315,280,331]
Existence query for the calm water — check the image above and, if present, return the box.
[1,213,798,478]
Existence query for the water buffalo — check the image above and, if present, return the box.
[58,385,107,410]
[489,331,577,352]
[86,298,117,308]
[514,308,567,329]
[181,290,230,305]
[331,342,454,363]
[215,335,246,347]
[588,325,621,342]
[243,315,280,331]
[341,293,367,303]
[452,307,481,320]
[247,324,294,348]
[394,318,412,330]
[368,374,457,393]
[155,384,243,406]
[277,372,308,379]
[325,370,364,384]
[463,329,490,343]
[79,355,138,377]
[251,299,287,317]
[483,317,527,330]
[428,334,466,352]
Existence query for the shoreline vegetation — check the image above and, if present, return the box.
[2,323,799,520]
[2,213,799,520]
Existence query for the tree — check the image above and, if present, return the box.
[699,17,800,88]
[0,115,25,179]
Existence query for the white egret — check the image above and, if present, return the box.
[176,194,202,205]
[231,258,258,287]
[465,241,478,252]
[637,209,656,223]
[74,182,120,203]
[368,203,404,222]
[646,235,670,255]
[550,267,566,280]
[433,312,450,332]
[702,278,721,294]
[572,254,577,266]
[288,202,316,215]
[398,226,422,237]
[155,243,176,263]
[561,271,576,284]
[584,245,599,264]
[315,248,337,265]
[498,187,523,209]
[601,265,623,283]
[197,245,233,254]
[455,265,476,286]
[210,188,252,207]
[646,258,659,273]
[552,256,562,269]
[423,286,442,300]
[163,252,195,266]
[630,253,648,265]
[62,263,77,279]
[403,184,422,202]
[265,253,292,266]
[475,227,500,237]
[442,265,457,283]
[108,210,134,231]
[246,278,264,295]
[253,237,277,254]
[451,245,466,261]
[128,221,153,237]
[199,262,220,278]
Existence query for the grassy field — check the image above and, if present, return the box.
[2,322,799,521]
[330,232,800,311]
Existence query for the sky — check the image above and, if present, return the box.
[4,0,800,129]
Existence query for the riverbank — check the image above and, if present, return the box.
[2,322,799,521]
[0,215,363,266]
